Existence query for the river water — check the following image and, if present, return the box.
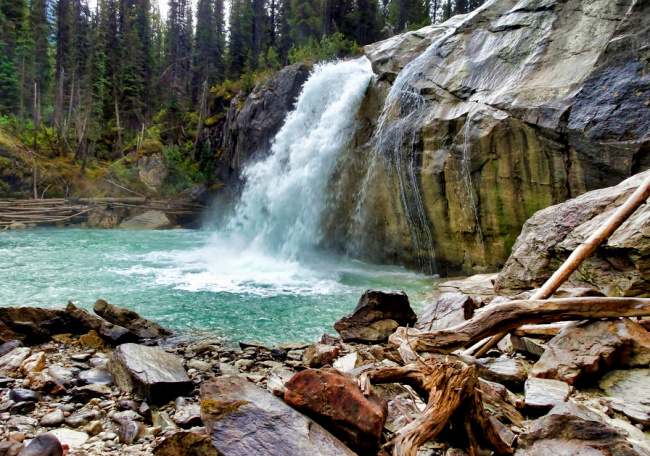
[0,58,437,345]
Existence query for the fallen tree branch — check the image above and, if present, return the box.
[360,359,512,456]
[390,297,650,354]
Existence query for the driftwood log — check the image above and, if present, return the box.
[390,297,650,354]
[359,358,513,456]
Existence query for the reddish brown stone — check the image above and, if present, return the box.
[284,368,387,454]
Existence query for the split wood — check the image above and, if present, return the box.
[470,172,650,357]
[390,297,650,354]
[358,358,513,456]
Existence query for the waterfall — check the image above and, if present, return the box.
[222,58,374,259]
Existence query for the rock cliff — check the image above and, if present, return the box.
[324,0,650,275]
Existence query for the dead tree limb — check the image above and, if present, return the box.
[360,359,513,456]
[470,173,650,357]
[390,297,650,354]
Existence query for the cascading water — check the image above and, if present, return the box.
[224,58,374,259]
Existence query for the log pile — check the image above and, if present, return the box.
[0,197,204,228]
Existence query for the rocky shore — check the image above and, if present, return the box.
[0,286,648,456]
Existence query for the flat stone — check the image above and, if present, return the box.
[186,360,211,372]
[109,343,192,405]
[416,293,479,331]
[93,299,172,339]
[47,365,74,386]
[40,409,65,427]
[0,440,24,455]
[0,340,22,357]
[9,388,43,403]
[201,376,355,456]
[78,367,112,385]
[524,377,571,412]
[334,290,417,343]
[118,211,174,230]
[172,404,202,428]
[476,356,530,391]
[332,352,363,373]
[112,410,144,424]
[10,401,36,415]
[47,428,89,450]
[284,369,387,453]
[510,335,546,358]
[600,369,650,426]
[532,318,650,385]
[437,274,497,296]
[0,347,31,376]
[66,408,99,428]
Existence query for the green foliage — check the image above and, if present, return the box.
[163,144,182,166]
[288,33,362,64]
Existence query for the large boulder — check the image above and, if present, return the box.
[109,344,192,405]
[531,318,650,385]
[0,347,31,377]
[138,146,167,192]
[93,299,171,339]
[334,290,417,342]
[497,169,650,296]
[284,368,388,453]
[599,369,650,426]
[515,403,650,456]
[200,376,355,456]
[118,211,175,230]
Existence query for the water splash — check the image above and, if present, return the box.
[219,58,374,259]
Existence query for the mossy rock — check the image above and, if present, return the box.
[139,139,164,156]
[204,114,226,128]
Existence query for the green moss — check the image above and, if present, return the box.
[204,113,225,128]
[139,139,164,156]
[200,399,250,420]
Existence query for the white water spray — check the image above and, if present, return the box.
[222,58,374,259]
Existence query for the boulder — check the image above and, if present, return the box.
[118,211,175,230]
[118,420,148,444]
[284,369,388,453]
[200,376,355,456]
[515,403,648,456]
[415,292,479,332]
[475,356,530,391]
[599,369,650,425]
[302,343,340,368]
[64,302,140,345]
[109,343,192,405]
[138,150,167,191]
[78,330,106,350]
[524,377,571,412]
[497,170,650,296]
[93,299,171,339]
[334,290,417,342]
[16,434,63,456]
[21,371,66,394]
[18,352,45,376]
[0,347,31,377]
[531,318,650,384]
[152,428,220,456]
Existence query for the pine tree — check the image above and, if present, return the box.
[289,0,322,46]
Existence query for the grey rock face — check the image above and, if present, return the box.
[109,344,192,405]
[0,347,31,377]
[200,376,356,456]
[118,211,175,231]
[475,356,530,391]
[78,367,112,385]
[334,290,417,342]
[599,369,650,426]
[524,377,571,412]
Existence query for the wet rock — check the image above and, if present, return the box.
[201,376,355,456]
[78,367,112,385]
[0,347,31,376]
[119,211,174,230]
[415,293,479,332]
[78,330,107,350]
[0,440,24,456]
[93,299,172,339]
[302,343,340,368]
[515,403,645,456]
[270,348,287,361]
[524,377,571,412]
[40,409,65,427]
[284,369,387,453]
[66,408,99,428]
[8,389,42,403]
[18,352,45,376]
[64,302,140,346]
[600,369,650,426]
[17,433,63,456]
[172,404,202,428]
[152,428,220,456]
[334,290,417,342]
[475,356,530,391]
[332,352,363,373]
[109,343,192,405]
[532,318,650,384]
[118,420,148,444]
